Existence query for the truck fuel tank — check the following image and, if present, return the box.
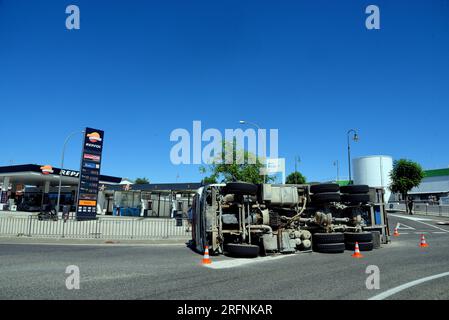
[261,185,299,206]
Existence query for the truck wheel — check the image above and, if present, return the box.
[312,242,345,253]
[340,194,370,204]
[222,182,258,195]
[339,185,369,194]
[312,232,345,244]
[344,232,373,243]
[345,241,374,251]
[310,183,340,194]
[310,192,341,204]
[224,243,260,258]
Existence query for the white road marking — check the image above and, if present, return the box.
[369,271,449,300]
[389,214,449,233]
[389,214,434,222]
[397,223,415,230]
[433,232,447,234]
[204,254,294,269]
[410,221,449,233]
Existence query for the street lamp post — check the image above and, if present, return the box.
[347,129,359,184]
[56,130,85,213]
[295,156,301,184]
[238,120,266,183]
[333,160,340,182]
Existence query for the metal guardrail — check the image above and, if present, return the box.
[387,203,449,217]
[0,216,191,240]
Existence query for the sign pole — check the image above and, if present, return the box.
[76,128,105,220]
[56,130,84,213]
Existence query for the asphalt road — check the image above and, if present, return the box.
[1,212,449,300]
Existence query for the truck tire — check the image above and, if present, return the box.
[310,192,341,204]
[340,194,370,204]
[339,185,369,194]
[312,232,345,244]
[222,182,258,195]
[345,241,374,251]
[344,232,373,243]
[224,243,260,258]
[312,242,345,253]
[310,183,340,194]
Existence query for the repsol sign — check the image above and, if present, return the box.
[60,170,80,178]
[85,142,101,149]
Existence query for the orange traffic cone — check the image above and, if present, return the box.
[393,227,400,236]
[419,234,429,248]
[202,246,212,264]
[351,242,364,258]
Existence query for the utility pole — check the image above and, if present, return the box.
[295,156,301,183]
[239,120,266,183]
[333,160,340,182]
[347,129,359,184]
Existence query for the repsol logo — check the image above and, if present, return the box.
[85,143,101,149]
[61,170,80,177]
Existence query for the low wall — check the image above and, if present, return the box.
[0,215,191,240]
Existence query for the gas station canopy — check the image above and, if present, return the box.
[0,164,122,187]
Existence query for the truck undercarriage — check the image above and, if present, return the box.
[191,182,389,257]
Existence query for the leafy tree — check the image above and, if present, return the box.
[389,159,424,214]
[200,140,274,184]
[286,171,306,184]
[201,175,218,184]
[134,177,150,184]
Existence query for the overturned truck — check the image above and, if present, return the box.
[191,182,390,257]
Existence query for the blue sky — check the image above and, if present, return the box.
[0,0,448,183]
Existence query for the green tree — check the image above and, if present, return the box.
[286,171,306,184]
[201,175,218,184]
[389,159,424,214]
[134,177,150,184]
[199,140,274,184]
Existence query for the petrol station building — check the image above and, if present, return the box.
[0,164,201,218]
[0,126,204,218]
[0,164,122,212]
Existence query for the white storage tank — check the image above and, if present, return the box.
[352,155,393,202]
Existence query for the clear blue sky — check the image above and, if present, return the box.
[1,0,448,183]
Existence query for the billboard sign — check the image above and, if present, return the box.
[76,127,104,220]
[265,158,286,184]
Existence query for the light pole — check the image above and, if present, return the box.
[238,120,266,183]
[333,160,340,182]
[295,156,301,184]
[56,130,85,213]
[347,129,359,184]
